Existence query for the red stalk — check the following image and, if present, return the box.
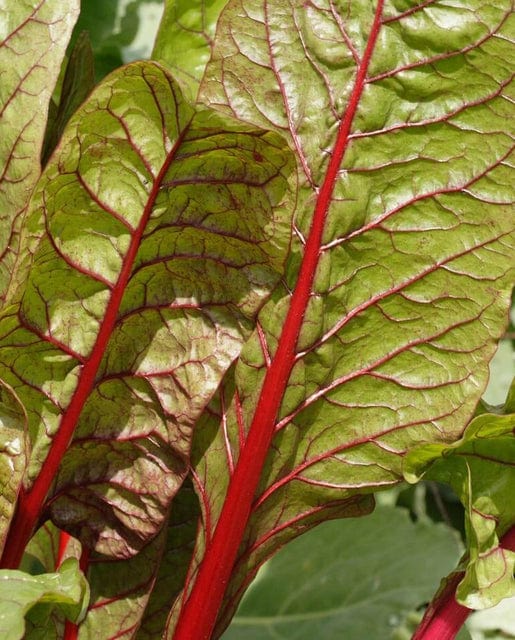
[172,4,385,639]
[0,125,188,571]
[57,530,72,568]
[413,525,515,640]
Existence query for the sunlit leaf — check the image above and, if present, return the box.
[153,0,230,100]
[0,60,294,565]
[0,0,79,305]
[169,1,515,635]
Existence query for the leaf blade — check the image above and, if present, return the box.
[0,0,80,305]
[0,558,89,640]
[405,385,515,610]
[221,506,462,640]
[153,0,230,101]
[0,60,295,566]
[172,0,515,635]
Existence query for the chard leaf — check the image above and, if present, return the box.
[0,558,89,640]
[171,1,515,636]
[0,381,28,555]
[52,481,200,640]
[153,0,230,100]
[135,481,200,640]
[405,381,515,609]
[0,0,80,306]
[0,60,294,564]
[78,529,168,639]
[221,506,462,640]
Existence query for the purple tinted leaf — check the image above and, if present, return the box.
[135,481,199,640]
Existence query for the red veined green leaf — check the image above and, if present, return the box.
[170,1,515,637]
[0,0,80,306]
[405,380,515,610]
[0,380,28,556]
[0,60,295,568]
[153,0,230,101]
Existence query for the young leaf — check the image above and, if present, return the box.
[0,0,80,306]
[153,0,230,100]
[171,1,515,637]
[0,558,89,640]
[221,506,462,640]
[405,382,515,609]
[0,60,294,568]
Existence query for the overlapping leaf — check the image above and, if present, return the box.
[0,381,28,555]
[169,0,515,635]
[0,558,89,640]
[0,60,294,561]
[0,0,80,306]
[153,0,230,100]
[405,381,515,609]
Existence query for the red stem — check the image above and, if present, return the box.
[0,123,187,571]
[57,530,72,567]
[413,525,515,640]
[172,4,385,639]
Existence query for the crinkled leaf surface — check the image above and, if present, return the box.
[57,482,200,640]
[0,558,89,640]
[153,0,230,100]
[221,506,461,640]
[0,0,80,306]
[0,381,28,555]
[405,381,515,609]
[0,60,294,561]
[170,0,515,635]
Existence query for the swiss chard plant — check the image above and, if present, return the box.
[0,1,513,639]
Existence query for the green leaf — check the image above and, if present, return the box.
[220,506,461,640]
[42,30,96,165]
[404,383,515,609]
[78,528,168,639]
[0,0,80,305]
[0,558,89,640]
[55,481,200,640]
[153,0,230,100]
[0,381,28,556]
[170,0,515,635]
[135,480,200,640]
[0,60,294,561]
